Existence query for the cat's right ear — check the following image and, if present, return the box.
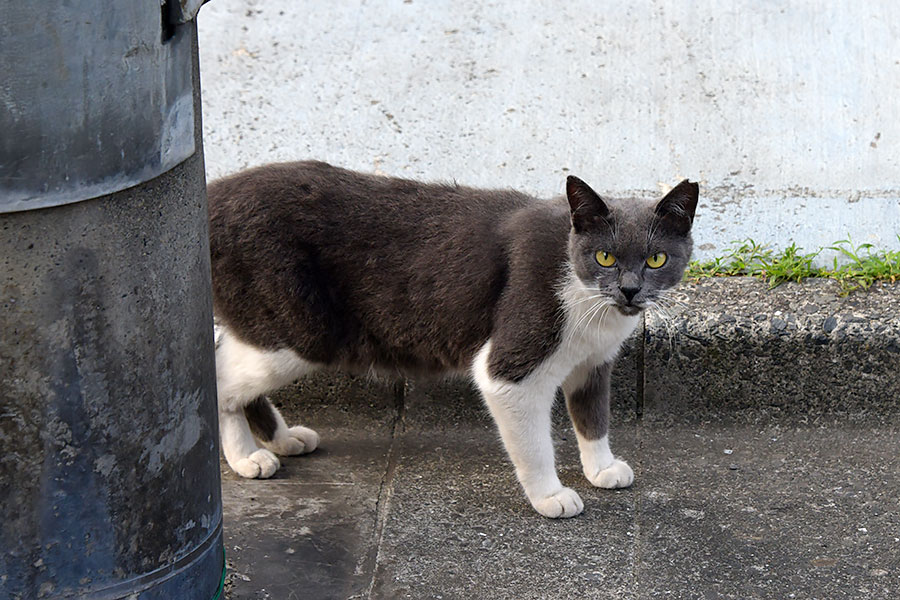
[566,176,611,233]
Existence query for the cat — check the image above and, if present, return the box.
[207,161,697,518]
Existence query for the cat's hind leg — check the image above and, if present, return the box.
[244,396,320,456]
[216,325,318,478]
[562,360,634,489]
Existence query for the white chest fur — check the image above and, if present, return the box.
[559,275,641,363]
[472,273,639,395]
[546,273,640,384]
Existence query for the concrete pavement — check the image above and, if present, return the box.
[220,279,900,599]
[221,375,900,599]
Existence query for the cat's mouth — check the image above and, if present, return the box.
[616,304,644,316]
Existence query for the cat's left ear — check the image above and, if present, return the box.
[654,179,699,234]
[566,176,611,233]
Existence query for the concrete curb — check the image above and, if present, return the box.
[641,278,900,424]
[283,278,900,425]
[403,277,900,425]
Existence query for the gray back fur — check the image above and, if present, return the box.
[207,162,697,381]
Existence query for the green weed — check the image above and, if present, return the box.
[686,236,900,295]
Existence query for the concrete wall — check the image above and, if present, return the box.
[198,0,899,263]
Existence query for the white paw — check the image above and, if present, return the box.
[531,487,584,519]
[587,459,634,489]
[265,426,320,456]
[232,449,280,479]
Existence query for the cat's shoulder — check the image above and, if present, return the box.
[501,196,571,252]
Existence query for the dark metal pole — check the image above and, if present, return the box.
[0,3,223,598]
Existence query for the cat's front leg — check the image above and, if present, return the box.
[473,345,583,518]
[562,361,634,489]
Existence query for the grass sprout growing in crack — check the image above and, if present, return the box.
[686,236,900,295]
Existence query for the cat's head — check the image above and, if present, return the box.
[565,176,698,316]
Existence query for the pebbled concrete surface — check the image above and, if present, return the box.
[221,373,399,599]
[643,278,900,424]
[636,425,900,600]
[221,280,900,599]
[369,379,639,600]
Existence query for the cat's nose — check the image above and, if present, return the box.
[621,286,641,303]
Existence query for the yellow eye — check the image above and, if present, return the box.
[595,250,616,267]
[646,252,668,268]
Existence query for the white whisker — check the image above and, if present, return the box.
[564,295,613,345]
[646,300,677,358]
[562,293,608,309]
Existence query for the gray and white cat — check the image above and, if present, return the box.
[208,161,697,518]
